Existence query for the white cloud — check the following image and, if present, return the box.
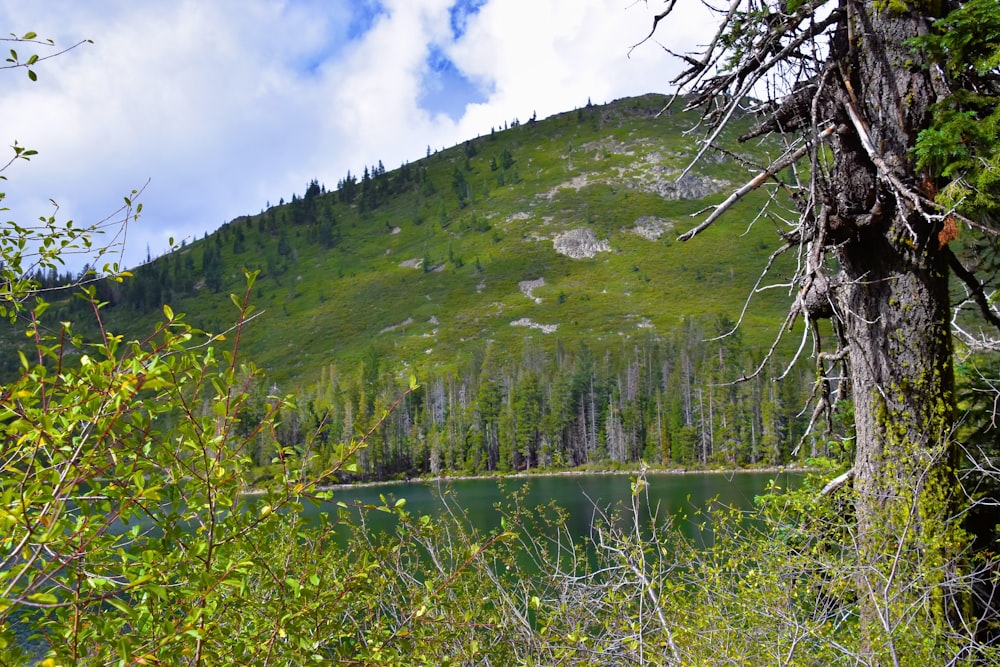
[0,0,711,270]
[448,0,713,135]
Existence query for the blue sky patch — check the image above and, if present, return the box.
[280,0,386,76]
[348,0,388,40]
[449,0,488,40]
[419,46,488,121]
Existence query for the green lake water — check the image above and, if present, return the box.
[306,469,801,545]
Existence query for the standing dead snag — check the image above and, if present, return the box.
[637,0,1000,658]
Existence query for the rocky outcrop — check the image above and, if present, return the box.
[630,216,674,240]
[650,172,727,200]
[553,228,610,259]
[519,278,545,303]
[510,318,558,334]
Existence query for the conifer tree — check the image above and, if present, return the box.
[639,0,1000,652]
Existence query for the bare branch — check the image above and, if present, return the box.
[678,125,834,241]
[820,467,854,496]
[947,246,1000,334]
[628,0,679,56]
[708,240,793,343]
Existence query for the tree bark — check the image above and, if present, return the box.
[826,0,966,657]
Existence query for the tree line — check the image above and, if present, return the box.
[256,325,826,482]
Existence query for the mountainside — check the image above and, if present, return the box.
[9,95,824,478]
[89,95,793,382]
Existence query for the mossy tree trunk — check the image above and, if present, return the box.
[825,1,967,657]
[836,217,963,657]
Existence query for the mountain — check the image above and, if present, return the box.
[11,95,820,478]
[79,95,794,383]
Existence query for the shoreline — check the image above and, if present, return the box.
[248,465,815,496]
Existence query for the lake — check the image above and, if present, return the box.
[304,469,801,545]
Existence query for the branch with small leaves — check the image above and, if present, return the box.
[1,32,91,81]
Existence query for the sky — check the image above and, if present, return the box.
[0,0,713,271]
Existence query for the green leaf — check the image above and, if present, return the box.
[27,592,57,605]
[107,598,135,618]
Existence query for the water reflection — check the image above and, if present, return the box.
[300,470,801,546]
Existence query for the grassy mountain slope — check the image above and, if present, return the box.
[57,95,799,388]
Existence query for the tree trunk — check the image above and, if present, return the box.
[827,1,966,658]
[837,221,961,657]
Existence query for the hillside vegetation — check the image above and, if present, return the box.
[11,95,829,480]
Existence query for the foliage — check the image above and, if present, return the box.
[0,93,825,483]
[2,261,294,661]
[0,229,987,664]
[0,36,463,665]
[912,0,1000,217]
[267,331,824,482]
[6,16,998,667]
[0,220,501,663]
[436,466,996,665]
[220,466,990,666]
